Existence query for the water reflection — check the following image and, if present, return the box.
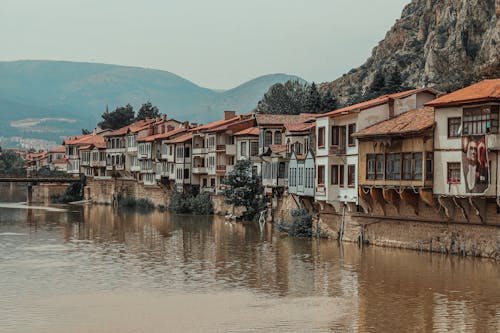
[0,189,499,332]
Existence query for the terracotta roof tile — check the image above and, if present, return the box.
[319,88,439,118]
[256,113,315,126]
[269,144,287,153]
[166,132,192,144]
[138,127,188,142]
[353,107,434,138]
[105,119,157,137]
[285,122,315,132]
[51,158,68,164]
[234,127,259,136]
[426,79,500,107]
[48,146,66,153]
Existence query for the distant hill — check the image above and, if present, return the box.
[320,0,499,105]
[0,60,304,144]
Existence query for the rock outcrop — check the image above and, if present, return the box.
[320,0,500,104]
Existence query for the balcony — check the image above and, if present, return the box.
[192,147,207,155]
[192,166,208,174]
[216,165,226,173]
[130,165,140,172]
[201,187,216,193]
[316,185,326,195]
[216,145,226,152]
[90,160,106,167]
[329,146,346,155]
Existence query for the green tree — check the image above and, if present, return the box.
[304,82,322,113]
[257,80,308,115]
[136,101,161,121]
[0,150,25,174]
[320,90,338,113]
[98,104,135,130]
[223,159,265,220]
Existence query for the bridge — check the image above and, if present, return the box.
[0,174,82,183]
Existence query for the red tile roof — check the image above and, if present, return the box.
[51,158,68,164]
[285,122,315,132]
[49,146,66,153]
[234,127,259,136]
[426,79,500,107]
[207,117,255,133]
[138,127,188,142]
[353,107,434,138]
[255,113,315,126]
[166,132,192,144]
[64,134,106,147]
[193,116,241,132]
[319,88,439,118]
[104,119,157,137]
[269,144,287,153]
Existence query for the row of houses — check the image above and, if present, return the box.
[34,79,499,221]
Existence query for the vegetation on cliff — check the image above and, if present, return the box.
[320,0,499,106]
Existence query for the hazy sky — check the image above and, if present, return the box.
[1,0,409,89]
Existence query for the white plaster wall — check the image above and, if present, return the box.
[434,106,462,150]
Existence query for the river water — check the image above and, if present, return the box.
[0,184,499,333]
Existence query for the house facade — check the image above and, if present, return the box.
[314,88,439,211]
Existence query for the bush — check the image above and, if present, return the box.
[169,189,213,215]
[51,182,83,203]
[278,208,312,237]
[117,195,155,213]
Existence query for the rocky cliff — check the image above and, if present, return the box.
[320,0,500,104]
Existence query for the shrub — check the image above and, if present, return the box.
[169,189,214,215]
[117,195,155,213]
[51,182,83,203]
[278,208,312,237]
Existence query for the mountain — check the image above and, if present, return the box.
[320,0,499,105]
[0,60,303,145]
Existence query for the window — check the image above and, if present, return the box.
[348,165,355,187]
[203,178,208,187]
[318,127,325,147]
[317,165,325,185]
[331,126,339,146]
[386,153,401,180]
[448,117,461,138]
[413,153,423,180]
[339,165,345,187]
[447,162,461,183]
[250,142,259,156]
[331,165,339,185]
[367,154,376,180]
[274,131,282,145]
[298,167,303,186]
[375,154,384,180]
[184,168,189,179]
[402,153,412,180]
[228,156,235,165]
[348,123,356,146]
[463,106,499,135]
[264,131,273,146]
[185,147,190,158]
[278,162,286,178]
[241,142,247,157]
[426,152,433,180]
[210,178,215,187]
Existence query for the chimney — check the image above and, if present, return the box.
[162,114,167,120]
[388,99,395,118]
[191,123,198,128]
[224,110,236,120]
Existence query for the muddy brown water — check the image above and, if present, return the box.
[0,184,499,332]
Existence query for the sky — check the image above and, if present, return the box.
[1,0,410,90]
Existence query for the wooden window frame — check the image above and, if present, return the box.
[339,164,345,187]
[331,165,339,185]
[447,117,461,138]
[348,123,356,146]
[317,165,325,185]
[447,162,461,184]
[318,127,325,148]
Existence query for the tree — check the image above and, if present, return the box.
[98,104,135,130]
[256,80,308,115]
[136,101,161,121]
[320,90,338,113]
[0,150,25,174]
[223,159,265,220]
[304,82,322,113]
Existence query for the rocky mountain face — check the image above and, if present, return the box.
[320,0,500,104]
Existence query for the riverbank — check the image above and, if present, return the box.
[27,181,500,260]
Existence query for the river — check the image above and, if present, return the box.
[0,184,499,332]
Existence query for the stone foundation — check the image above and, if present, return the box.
[84,178,169,207]
[30,184,69,204]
